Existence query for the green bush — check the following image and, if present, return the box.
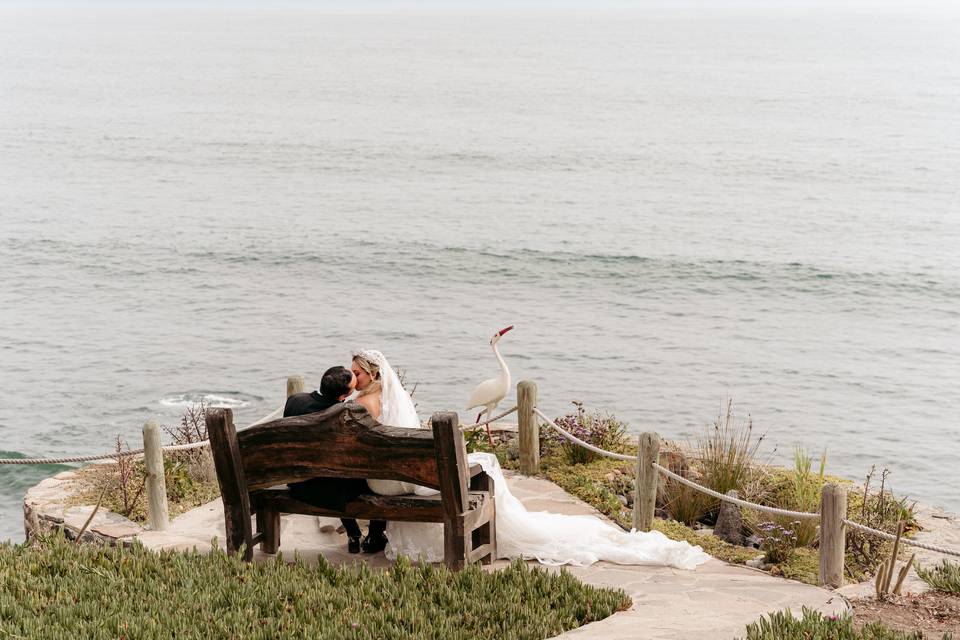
[743,607,952,639]
[540,402,628,465]
[917,560,960,595]
[0,533,630,640]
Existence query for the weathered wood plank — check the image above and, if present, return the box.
[819,483,847,588]
[206,408,254,560]
[256,501,280,554]
[517,380,539,475]
[238,403,441,491]
[142,420,169,532]
[432,411,469,518]
[634,432,660,532]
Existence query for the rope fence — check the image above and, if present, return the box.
[530,401,960,571]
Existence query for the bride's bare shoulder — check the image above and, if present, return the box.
[355,393,381,418]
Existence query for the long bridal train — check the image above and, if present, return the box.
[385,452,711,570]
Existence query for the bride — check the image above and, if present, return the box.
[349,349,710,570]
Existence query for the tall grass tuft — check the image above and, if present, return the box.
[657,456,712,527]
[783,447,827,547]
[696,399,765,518]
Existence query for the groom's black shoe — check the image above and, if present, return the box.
[360,532,388,554]
[347,536,361,554]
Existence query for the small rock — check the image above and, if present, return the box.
[617,495,628,507]
[746,556,767,569]
[694,528,714,537]
[714,490,745,546]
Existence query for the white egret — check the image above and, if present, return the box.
[466,325,514,445]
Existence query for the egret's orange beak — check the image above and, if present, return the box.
[498,325,514,336]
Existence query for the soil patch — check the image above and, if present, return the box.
[852,592,960,638]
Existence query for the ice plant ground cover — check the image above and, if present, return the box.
[0,533,630,640]
[742,608,953,640]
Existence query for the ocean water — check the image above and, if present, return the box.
[1,1,958,542]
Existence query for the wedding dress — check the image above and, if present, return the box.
[355,349,710,570]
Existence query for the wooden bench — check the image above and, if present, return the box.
[205,404,496,570]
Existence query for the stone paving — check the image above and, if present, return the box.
[134,471,848,639]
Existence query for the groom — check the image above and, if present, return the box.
[284,365,388,555]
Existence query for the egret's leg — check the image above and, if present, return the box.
[484,406,496,447]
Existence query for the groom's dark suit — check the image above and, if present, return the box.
[283,391,386,541]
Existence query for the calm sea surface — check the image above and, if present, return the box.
[1,1,958,541]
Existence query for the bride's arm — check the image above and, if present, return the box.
[355,393,381,419]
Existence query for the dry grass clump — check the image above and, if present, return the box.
[695,400,765,519]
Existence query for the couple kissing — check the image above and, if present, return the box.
[282,349,415,555]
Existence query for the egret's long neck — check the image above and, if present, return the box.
[492,340,510,385]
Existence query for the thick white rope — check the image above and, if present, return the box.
[459,405,518,430]
[0,405,285,465]
[844,519,960,558]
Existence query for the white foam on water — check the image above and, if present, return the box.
[159,392,258,409]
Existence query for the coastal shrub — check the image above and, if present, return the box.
[756,521,799,564]
[696,400,765,518]
[771,447,827,548]
[541,402,627,465]
[846,467,917,573]
[742,607,952,639]
[917,560,960,595]
[0,533,630,640]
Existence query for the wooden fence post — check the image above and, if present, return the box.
[819,483,847,588]
[517,380,539,476]
[143,419,169,531]
[286,375,305,398]
[633,432,660,532]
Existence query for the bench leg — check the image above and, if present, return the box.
[479,506,496,565]
[443,516,467,571]
[256,503,281,554]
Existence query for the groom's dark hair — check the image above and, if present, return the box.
[320,366,353,399]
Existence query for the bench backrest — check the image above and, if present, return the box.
[205,404,469,556]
